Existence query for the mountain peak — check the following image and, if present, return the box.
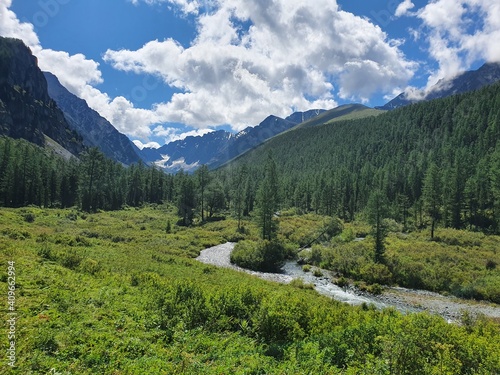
[43,71,141,165]
[379,61,500,110]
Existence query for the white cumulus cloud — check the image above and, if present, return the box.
[0,0,158,139]
[132,140,161,150]
[415,0,500,89]
[105,0,416,131]
[152,126,214,144]
[395,0,415,17]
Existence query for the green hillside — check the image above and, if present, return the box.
[221,83,500,231]
[291,104,385,130]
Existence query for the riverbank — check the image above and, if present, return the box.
[197,242,500,322]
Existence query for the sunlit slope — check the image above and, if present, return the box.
[291,104,385,130]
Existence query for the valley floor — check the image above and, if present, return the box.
[197,242,500,322]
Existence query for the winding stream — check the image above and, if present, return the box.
[197,243,500,322]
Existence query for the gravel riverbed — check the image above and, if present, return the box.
[197,243,500,322]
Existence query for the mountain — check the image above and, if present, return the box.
[139,109,325,172]
[0,37,84,156]
[219,81,500,226]
[379,62,500,110]
[43,72,141,166]
[291,104,384,130]
[148,130,233,171]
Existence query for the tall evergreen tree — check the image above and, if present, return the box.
[79,148,105,212]
[366,189,388,263]
[176,170,196,226]
[256,153,279,240]
[195,164,211,222]
[232,164,248,229]
[422,162,442,239]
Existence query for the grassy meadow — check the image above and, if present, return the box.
[1,206,500,374]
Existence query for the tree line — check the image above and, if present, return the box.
[2,82,500,238]
[0,138,173,212]
[215,83,500,236]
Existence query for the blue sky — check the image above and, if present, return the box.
[1,0,499,148]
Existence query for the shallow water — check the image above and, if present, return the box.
[197,243,391,309]
[196,243,500,320]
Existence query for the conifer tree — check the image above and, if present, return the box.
[423,162,442,239]
[367,189,388,263]
[257,153,279,240]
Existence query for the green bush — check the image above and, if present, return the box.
[230,240,286,272]
[359,263,393,285]
[60,249,84,269]
[289,278,315,290]
[313,269,323,277]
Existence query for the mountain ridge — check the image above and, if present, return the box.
[139,109,326,172]
[43,71,141,166]
[379,61,500,110]
[0,37,84,156]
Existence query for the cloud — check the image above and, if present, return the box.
[154,156,200,172]
[132,140,161,150]
[130,0,202,15]
[414,0,500,88]
[152,126,214,143]
[395,0,415,17]
[0,0,160,139]
[0,0,40,46]
[105,0,415,130]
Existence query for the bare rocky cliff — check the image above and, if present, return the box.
[0,37,84,156]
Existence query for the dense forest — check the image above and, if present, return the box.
[0,139,174,211]
[2,82,500,237]
[216,82,500,234]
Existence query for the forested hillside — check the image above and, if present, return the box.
[219,83,500,234]
[0,138,173,211]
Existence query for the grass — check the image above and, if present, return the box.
[0,206,499,374]
[311,225,500,303]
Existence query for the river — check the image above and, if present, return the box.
[196,243,500,322]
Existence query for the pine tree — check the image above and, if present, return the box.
[423,163,442,239]
[195,164,211,222]
[257,153,279,240]
[367,189,388,263]
[176,170,196,226]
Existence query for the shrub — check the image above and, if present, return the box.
[302,264,311,272]
[310,245,323,265]
[79,258,101,275]
[486,259,497,271]
[359,263,393,285]
[230,240,286,272]
[289,278,314,290]
[366,283,383,295]
[37,243,54,261]
[60,249,83,269]
[313,269,323,277]
[335,276,349,288]
[23,212,35,223]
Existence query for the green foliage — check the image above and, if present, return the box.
[289,278,315,290]
[221,83,500,234]
[0,207,499,374]
[256,153,280,240]
[312,269,323,277]
[231,240,286,272]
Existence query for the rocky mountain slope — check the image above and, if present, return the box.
[379,62,500,110]
[0,37,84,156]
[140,109,325,172]
[44,71,141,165]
